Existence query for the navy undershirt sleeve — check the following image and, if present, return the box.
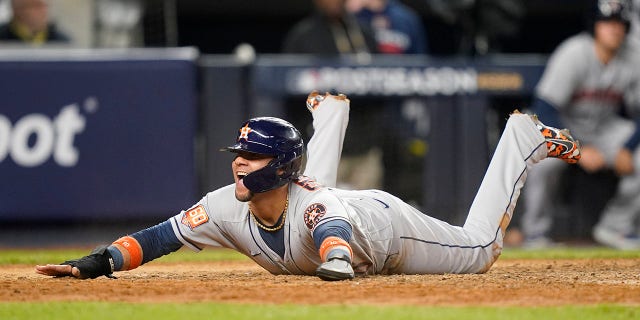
[130,220,184,264]
[624,117,640,150]
[530,97,563,129]
[312,219,353,250]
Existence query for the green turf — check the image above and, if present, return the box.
[0,303,638,320]
[0,247,248,265]
[4,246,638,265]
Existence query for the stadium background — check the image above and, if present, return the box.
[0,0,616,246]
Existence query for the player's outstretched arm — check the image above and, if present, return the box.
[35,220,183,279]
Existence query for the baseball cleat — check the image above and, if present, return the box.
[306,91,348,112]
[529,114,581,164]
[306,90,324,111]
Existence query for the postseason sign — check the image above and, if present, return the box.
[251,55,545,97]
[0,48,199,220]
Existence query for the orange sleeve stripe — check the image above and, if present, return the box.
[112,236,143,270]
[318,236,353,262]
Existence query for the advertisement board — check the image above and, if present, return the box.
[0,48,199,220]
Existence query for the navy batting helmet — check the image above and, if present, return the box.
[222,117,305,193]
[588,0,632,33]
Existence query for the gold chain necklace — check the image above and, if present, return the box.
[249,197,288,232]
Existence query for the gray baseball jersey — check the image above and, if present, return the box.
[169,107,548,276]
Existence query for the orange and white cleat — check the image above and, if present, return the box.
[306,91,348,112]
[306,90,325,111]
[530,114,581,164]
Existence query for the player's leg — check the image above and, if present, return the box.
[304,91,350,188]
[461,112,580,272]
[390,112,579,275]
[462,113,546,249]
[395,113,546,274]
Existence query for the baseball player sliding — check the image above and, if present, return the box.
[36,91,580,281]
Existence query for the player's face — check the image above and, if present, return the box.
[232,151,274,202]
[594,19,627,52]
[13,0,49,33]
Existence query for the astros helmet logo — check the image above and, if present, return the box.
[238,123,252,141]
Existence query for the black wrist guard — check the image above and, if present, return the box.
[62,245,115,279]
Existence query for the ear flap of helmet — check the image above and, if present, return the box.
[243,155,303,193]
[243,165,282,193]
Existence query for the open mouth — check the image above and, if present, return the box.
[237,171,248,181]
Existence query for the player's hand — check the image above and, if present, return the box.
[35,264,81,278]
[316,257,355,281]
[34,246,115,279]
[614,148,634,176]
[577,145,606,173]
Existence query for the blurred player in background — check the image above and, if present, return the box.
[35,91,580,281]
[0,0,69,44]
[346,0,428,54]
[521,0,640,249]
[282,0,378,55]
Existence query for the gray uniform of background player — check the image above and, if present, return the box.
[170,102,550,275]
[630,0,640,48]
[522,33,640,240]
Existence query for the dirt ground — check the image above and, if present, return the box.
[2,259,639,306]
